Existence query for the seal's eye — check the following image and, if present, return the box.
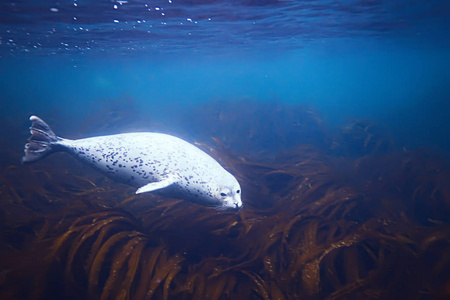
[236,190,240,194]
[220,193,227,197]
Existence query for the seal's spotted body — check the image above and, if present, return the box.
[23,116,242,210]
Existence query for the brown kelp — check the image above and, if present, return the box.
[0,101,449,300]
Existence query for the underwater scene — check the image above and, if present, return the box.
[1,0,450,299]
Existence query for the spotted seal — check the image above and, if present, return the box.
[22,116,242,210]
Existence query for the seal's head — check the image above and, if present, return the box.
[216,176,242,210]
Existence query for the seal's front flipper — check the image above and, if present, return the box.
[136,177,176,194]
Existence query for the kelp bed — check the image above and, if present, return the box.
[0,102,449,299]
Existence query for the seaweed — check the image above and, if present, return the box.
[0,101,449,299]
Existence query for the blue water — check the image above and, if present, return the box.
[1,0,450,152]
[1,2,450,299]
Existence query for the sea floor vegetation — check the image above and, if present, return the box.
[0,100,449,299]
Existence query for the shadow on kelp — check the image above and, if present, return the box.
[0,98,449,300]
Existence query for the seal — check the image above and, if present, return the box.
[22,115,242,210]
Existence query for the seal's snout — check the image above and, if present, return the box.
[219,195,242,211]
[235,197,243,209]
[231,196,243,210]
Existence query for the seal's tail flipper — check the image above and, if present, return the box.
[22,115,61,163]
